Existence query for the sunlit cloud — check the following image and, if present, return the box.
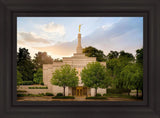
[40,22,66,35]
[18,32,51,46]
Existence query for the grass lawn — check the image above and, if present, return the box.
[104,94,143,99]
[86,96,107,99]
[52,96,75,99]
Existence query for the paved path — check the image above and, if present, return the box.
[17,96,142,101]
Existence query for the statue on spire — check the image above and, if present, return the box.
[79,24,82,32]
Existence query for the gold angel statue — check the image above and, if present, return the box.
[79,24,82,32]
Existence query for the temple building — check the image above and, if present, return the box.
[43,26,106,97]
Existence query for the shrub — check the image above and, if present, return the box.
[107,88,130,94]
[27,93,45,97]
[28,86,48,89]
[96,93,101,96]
[17,94,26,97]
[56,93,63,96]
[52,96,75,99]
[103,93,107,96]
[86,96,107,99]
[20,81,33,85]
[46,93,54,96]
[40,82,44,85]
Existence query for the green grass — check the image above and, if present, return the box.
[86,96,107,99]
[52,96,75,99]
[103,94,143,99]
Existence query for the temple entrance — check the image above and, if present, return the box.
[72,87,87,96]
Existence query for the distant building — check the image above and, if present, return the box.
[43,32,106,96]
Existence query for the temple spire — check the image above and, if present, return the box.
[76,25,83,53]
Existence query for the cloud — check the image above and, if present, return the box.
[40,22,65,35]
[34,41,77,58]
[33,18,143,58]
[17,32,50,46]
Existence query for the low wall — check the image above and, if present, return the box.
[17,85,51,95]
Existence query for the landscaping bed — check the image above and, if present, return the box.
[86,96,107,99]
[52,96,75,99]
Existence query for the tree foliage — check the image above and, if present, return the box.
[33,68,43,84]
[106,50,135,89]
[120,63,143,97]
[17,48,35,81]
[17,69,23,87]
[136,48,143,66]
[107,51,119,60]
[81,62,111,95]
[33,52,53,71]
[51,64,79,96]
[83,46,107,62]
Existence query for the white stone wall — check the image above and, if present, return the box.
[90,88,107,96]
[52,85,63,95]
[97,88,106,95]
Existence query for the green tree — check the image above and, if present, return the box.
[120,63,143,97]
[17,48,35,81]
[106,50,135,89]
[33,68,43,84]
[107,51,119,60]
[81,62,109,95]
[51,64,79,96]
[136,48,143,66]
[33,52,53,71]
[119,50,135,62]
[17,70,23,87]
[83,46,107,62]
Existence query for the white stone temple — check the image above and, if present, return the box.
[43,26,106,97]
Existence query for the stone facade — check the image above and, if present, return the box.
[43,33,107,96]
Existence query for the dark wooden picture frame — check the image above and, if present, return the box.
[0,0,160,118]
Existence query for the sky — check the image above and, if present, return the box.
[17,17,143,59]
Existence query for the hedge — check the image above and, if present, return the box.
[17,93,45,97]
[52,96,75,99]
[56,93,63,96]
[96,93,101,96]
[46,93,54,96]
[28,87,48,89]
[107,88,130,94]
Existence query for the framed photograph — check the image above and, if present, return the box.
[0,0,160,118]
[16,17,144,102]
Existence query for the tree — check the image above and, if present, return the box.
[33,68,43,84]
[107,51,119,60]
[136,48,143,97]
[83,46,107,62]
[120,63,143,97]
[33,52,53,71]
[51,64,79,96]
[106,50,135,89]
[119,50,135,62]
[17,69,23,87]
[136,48,143,66]
[81,62,109,95]
[53,58,63,62]
[17,48,35,81]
